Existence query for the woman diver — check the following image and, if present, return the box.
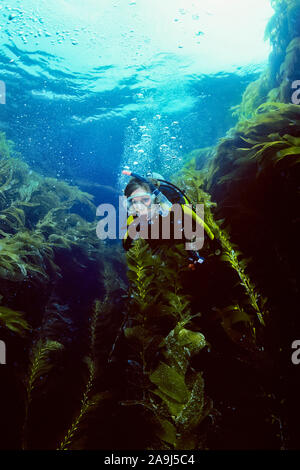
[122,170,215,270]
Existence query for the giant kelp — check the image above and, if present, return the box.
[236,0,300,119]
[0,131,127,449]
[56,270,118,451]
[1,0,300,451]
[22,339,64,449]
[168,152,290,448]
[204,102,300,221]
[172,166,268,348]
[206,102,300,226]
[170,2,300,448]
[121,239,212,450]
[0,131,105,297]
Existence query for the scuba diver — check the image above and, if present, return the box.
[122,170,215,270]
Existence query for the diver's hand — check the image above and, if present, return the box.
[187,251,205,271]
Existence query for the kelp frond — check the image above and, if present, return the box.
[0,232,55,281]
[126,239,159,311]
[57,358,104,450]
[22,339,63,449]
[57,298,111,450]
[0,206,26,234]
[26,339,64,405]
[0,305,30,335]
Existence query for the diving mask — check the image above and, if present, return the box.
[122,170,173,217]
[125,192,155,215]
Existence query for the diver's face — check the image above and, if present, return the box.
[128,187,152,218]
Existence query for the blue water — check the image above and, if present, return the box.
[0,0,273,205]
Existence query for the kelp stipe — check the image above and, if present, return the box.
[205,211,267,327]
[22,339,64,449]
[204,104,300,336]
[57,298,110,451]
[57,357,103,451]
[171,161,268,346]
[175,162,266,325]
[126,239,160,311]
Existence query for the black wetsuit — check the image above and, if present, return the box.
[122,183,210,266]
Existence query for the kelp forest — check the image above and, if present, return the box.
[0,0,299,450]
